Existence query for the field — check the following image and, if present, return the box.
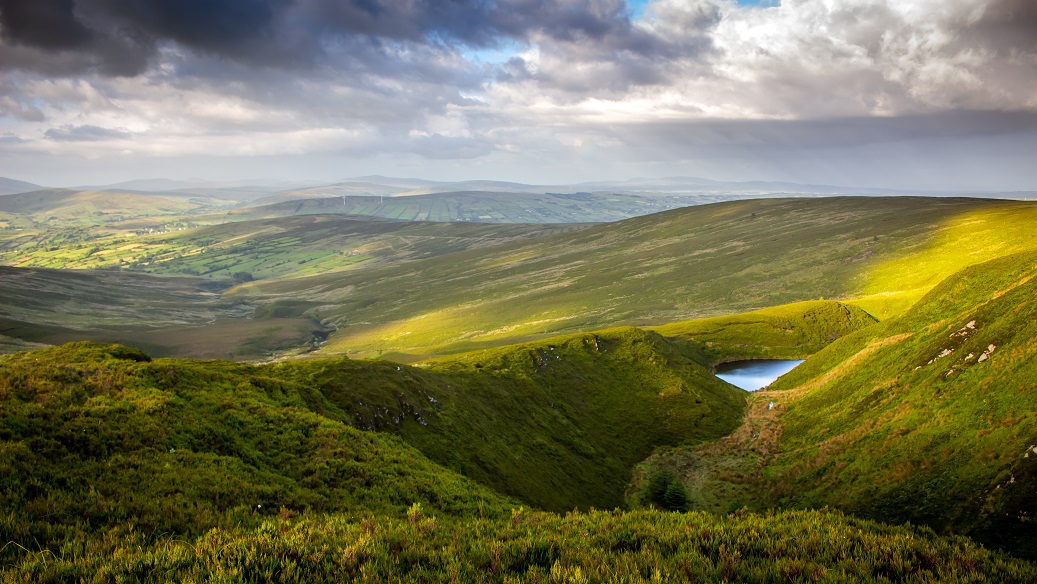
[235,197,1037,360]
[3,191,1037,577]
[633,250,1037,559]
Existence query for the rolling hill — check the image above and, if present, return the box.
[5,196,1037,362]
[0,188,232,227]
[235,190,697,223]
[1,326,1035,579]
[1,214,584,280]
[235,196,1037,360]
[763,249,1037,558]
[0,266,328,360]
[0,177,45,196]
[3,190,1037,577]
[636,249,1037,560]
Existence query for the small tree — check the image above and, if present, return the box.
[645,469,675,508]
[643,469,688,511]
[662,478,689,512]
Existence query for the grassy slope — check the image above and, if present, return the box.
[3,343,1034,581]
[758,250,1037,558]
[652,300,877,363]
[5,196,1036,362]
[8,508,1035,582]
[0,343,516,563]
[269,326,746,512]
[0,214,582,280]
[0,266,328,360]
[0,330,746,516]
[0,189,226,225]
[641,250,1037,560]
[238,197,1037,359]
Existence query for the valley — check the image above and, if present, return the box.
[2,182,1037,579]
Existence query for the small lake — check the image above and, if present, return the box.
[714,359,805,392]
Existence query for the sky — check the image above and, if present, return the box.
[1,0,1035,190]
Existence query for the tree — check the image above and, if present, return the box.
[662,478,689,512]
[643,469,688,511]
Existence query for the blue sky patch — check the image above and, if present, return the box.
[628,0,779,20]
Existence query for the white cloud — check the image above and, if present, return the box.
[0,0,1034,188]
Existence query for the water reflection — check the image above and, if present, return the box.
[715,359,804,391]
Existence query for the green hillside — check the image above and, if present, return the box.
[0,342,516,564]
[237,197,1037,359]
[763,249,1037,557]
[3,341,1034,581]
[0,188,228,225]
[652,300,877,363]
[646,250,1037,559]
[271,326,746,511]
[0,329,747,517]
[5,196,1037,362]
[1,214,582,280]
[0,266,328,360]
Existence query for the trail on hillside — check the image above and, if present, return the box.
[630,333,914,514]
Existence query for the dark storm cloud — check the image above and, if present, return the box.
[0,0,93,50]
[44,124,132,141]
[0,0,687,77]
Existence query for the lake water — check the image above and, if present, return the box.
[714,359,805,391]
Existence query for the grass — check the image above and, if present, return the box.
[2,340,1034,580]
[652,300,877,363]
[1,214,583,280]
[6,508,1035,582]
[0,266,329,360]
[238,197,1037,360]
[269,326,747,512]
[0,342,518,567]
[765,249,1037,558]
[647,250,1037,560]
[6,196,1037,362]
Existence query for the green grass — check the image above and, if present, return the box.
[1,214,583,280]
[0,189,226,225]
[0,266,329,360]
[7,508,1035,582]
[0,336,1030,581]
[0,330,746,518]
[237,197,1037,360]
[652,300,877,363]
[269,326,747,512]
[765,249,1037,558]
[0,342,517,567]
[6,197,1037,362]
[659,250,1037,559]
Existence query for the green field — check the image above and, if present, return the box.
[234,197,1037,360]
[3,318,1035,578]
[635,250,1037,559]
[1,214,583,280]
[5,196,1037,363]
[0,266,328,360]
[4,192,1037,577]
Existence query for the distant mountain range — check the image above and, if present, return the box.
[0,177,46,196]
[2,174,1033,202]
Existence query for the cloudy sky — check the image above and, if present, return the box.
[1,0,1035,190]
